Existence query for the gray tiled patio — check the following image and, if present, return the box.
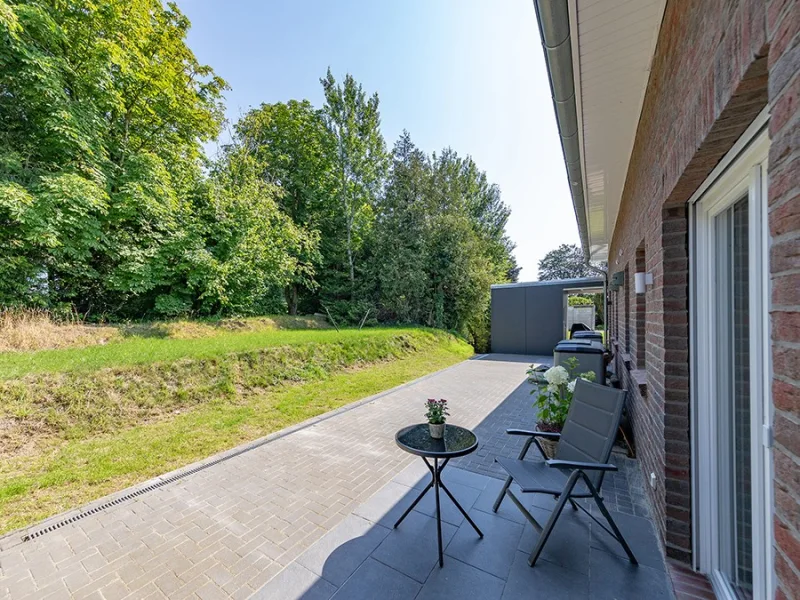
[254,462,672,600]
[0,354,673,599]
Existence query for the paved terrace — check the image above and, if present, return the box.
[0,355,671,599]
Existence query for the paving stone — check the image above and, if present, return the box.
[297,514,389,587]
[517,503,593,575]
[391,461,430,490]
[250,562,337,600]
[440,466,491,491]
[589,509,665,571]
[330,558,420,600]
[501,550,590,599]
[371,511,457,583]
[0,355,668,599]
[411,480,481,527]
[588,548,672,599]
[471,477,528,525]
[444,509,524,580]
[352,481,418,528]
[415,556,505,600]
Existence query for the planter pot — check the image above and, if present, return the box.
[429,423,445,439]
[538,437,559,459]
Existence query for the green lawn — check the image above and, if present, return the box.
[0,326,473,534]
[0,326,424,380]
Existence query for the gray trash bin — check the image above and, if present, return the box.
[554,339,606,384]
[571,330,603,343]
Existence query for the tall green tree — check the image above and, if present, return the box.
[371,131,431,323]
[320,68,387,298]
[228,100,334,313]
[0,0,226,315]
[537,244,592,281]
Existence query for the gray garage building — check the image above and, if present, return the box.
[490,277,604,355]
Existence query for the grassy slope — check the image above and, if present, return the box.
[0,328,472,534]
[0,327,412,379]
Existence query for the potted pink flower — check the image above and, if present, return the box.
[425,398,449,439]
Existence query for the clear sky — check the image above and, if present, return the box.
[180,0,580,281]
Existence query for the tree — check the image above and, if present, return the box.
[0,0,227,315]
[371,131,431,323]
[320,68,387,298]
[227,100,334,314]
[537,244,593,281]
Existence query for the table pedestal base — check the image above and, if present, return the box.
[393,457,484,567]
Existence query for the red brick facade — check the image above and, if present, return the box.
[606,0,798,595]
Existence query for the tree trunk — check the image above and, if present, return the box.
[338,130,356,297]
[285,284,298,315]
[346,210,355,292]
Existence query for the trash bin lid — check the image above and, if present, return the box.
[554,340,605,354]
[572,331,603,342]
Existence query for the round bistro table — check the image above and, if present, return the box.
[394,424,483,567]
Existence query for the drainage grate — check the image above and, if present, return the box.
[17,360,460,544]
[20,432,282,542]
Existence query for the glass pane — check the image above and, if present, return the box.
[713,197,753,599]
[732,197,752,597]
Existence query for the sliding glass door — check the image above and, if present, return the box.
[692,129,771,600]
[713,196,753,597]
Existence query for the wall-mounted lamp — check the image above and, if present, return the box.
[634,272,653,294]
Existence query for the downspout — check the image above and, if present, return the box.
[532,0,591,262]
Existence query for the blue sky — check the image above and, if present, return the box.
[181,0,580,280]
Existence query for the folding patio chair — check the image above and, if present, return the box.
[492,378,637,567]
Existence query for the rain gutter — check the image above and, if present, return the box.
[532,0,590,261]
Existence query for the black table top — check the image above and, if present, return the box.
[395,424,478,459]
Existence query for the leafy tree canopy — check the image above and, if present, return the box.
[537,244,593,281]
[0,3,519,349]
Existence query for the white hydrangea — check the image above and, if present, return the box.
[567,379,577,393]
[543,365,569,386]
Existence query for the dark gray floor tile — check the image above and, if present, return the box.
[330,558,420,600]
[353,481,417,528]
[501,550,590,599]
[412,480,481,527]
[250,563,337,600]
[415,557,505,600]
[588,548,672,600]
[372,510,458,583]
[589,509,666,571]
[444,509,524,580]
[440,467,490,491]
[297,515,390,586]
[472,477,528,525]
[517,504,593,575]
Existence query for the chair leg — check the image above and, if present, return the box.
[528,471,580,567]
[568,498,579,511]
[584,475,638,565]
[492,476,513,513]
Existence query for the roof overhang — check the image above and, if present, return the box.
[533,0,666,261]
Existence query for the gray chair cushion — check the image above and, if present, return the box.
[495,456,591,496]
[555,378,627,489]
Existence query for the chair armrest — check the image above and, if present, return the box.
[545,459,618,472]
[506,429,561,440]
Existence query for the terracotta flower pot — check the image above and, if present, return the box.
[429,423,445,439]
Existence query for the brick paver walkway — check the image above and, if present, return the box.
[0,355,540,599]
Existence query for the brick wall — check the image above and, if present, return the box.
[607,1,798,581]
[768,0,800,596]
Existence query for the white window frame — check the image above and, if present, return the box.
[690,122,772,600]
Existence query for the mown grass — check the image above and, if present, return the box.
[0,328,472,534]
[0,326,417,380]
